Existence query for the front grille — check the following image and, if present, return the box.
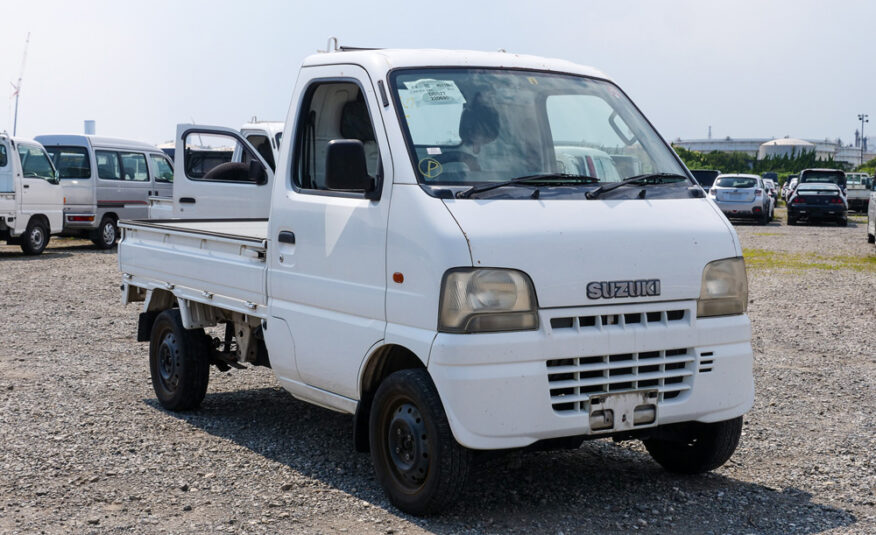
[547,348,694,413]
[549,308,687,331]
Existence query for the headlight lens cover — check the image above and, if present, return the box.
[439,268,538,333]
[697,257,748,317]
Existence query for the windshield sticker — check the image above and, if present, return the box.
[426,147,442,155]
[402,79,466,106]
[418,158,443,179]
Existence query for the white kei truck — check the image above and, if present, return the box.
[0,134,64,255]
[118,48,754,515]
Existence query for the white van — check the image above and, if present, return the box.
[34,134,174,248]
[0,134,64,254]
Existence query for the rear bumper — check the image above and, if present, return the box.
[788,204,847,220]
[713,200,764,219]
[428,301,754,450]
[62,208,98,230]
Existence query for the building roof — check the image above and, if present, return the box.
[761,137,814,147]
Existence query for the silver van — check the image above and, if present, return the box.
[34,135,173,248]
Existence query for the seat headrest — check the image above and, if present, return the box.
[340,95,375,142]
[459,93,499,145]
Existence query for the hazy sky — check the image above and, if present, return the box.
[2,0,873,145]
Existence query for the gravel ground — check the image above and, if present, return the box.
[0,215,874,535]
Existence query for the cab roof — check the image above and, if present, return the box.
[301,48,611,81]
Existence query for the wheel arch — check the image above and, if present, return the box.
[354,344,427,452]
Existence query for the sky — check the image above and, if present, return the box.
[1,0,873,146]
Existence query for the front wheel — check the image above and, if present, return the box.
[369,369,471,515]
[91,216,118,249]
[20,219,49,255]
[868,232,875,244]
[149,309,210,411]
[643,416,743,474]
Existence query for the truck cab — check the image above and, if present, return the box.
[119,48,753,515]
[0,134,63,254]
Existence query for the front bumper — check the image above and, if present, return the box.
[428,300,754,450]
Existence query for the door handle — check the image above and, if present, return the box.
[179,197,196,204]
[23,184,29,189]
[278,231,295,244]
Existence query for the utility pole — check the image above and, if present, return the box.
[10,32,30,136]
[858,113,869,166]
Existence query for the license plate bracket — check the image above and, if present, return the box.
[589,390,658,432]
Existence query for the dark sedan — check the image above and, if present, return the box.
[787,183,848,226]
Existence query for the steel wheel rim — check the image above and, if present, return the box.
[385,401,430,490]
[30,226,44,249]
[102,222,115,245]
[157,332,181,391]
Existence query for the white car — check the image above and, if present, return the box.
[708,174,772,224]
[0,134,64,254]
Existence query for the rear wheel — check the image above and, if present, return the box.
[369,369,471,515]
[867,232,875,243]
[149,309,210,411]
[644,416,743,474]
[758,211,769,225]
[787,216,797,226]
[91,216,117,249]
[838,217,848,227]
[20,218,49,255]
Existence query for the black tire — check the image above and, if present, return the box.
[369,369,471,515]
[838,218,848,227]
[91,216,118,249]
[149,309,210,411]
[758,211,769,225]
[644,416,743,474]
[867,232,875,244]
[787,216,796,226]
[20,218,49,255]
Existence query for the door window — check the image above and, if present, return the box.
[183,131,264,183]
[293,81,380,192]
[46,146,91,179]
[95,150,122,180]
[120,152,149,181]
[150,154,174,182]
[0,143,7,167]
[245,134,276,171]
[17,145,56,180]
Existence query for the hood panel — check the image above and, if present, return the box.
[443,198,738,308]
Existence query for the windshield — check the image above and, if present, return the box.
[716,177,757,188]
[17,144,56,180]
[390,68,686,187]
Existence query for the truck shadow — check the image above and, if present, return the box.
[0,248,73,260]
[151,387,857,534]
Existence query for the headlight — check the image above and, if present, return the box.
[697,257,748,317]
[439,268,538,333]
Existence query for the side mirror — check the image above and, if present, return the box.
[325,139,379,199]
[248,159,267,185]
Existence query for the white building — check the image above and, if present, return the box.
[673,135,876,167]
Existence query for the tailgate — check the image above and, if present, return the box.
[717,189,755,202]
[118,219,268,307]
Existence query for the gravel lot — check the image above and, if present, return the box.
[1,215,874,534]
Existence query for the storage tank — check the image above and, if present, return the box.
[758,137,815,160]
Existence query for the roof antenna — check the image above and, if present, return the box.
[319,37,339,53]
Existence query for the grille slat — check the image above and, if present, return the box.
[548,368,694,389]
[545,354,694,375]
[549,384,691,404]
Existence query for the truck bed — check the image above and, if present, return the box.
[118,219,269,314]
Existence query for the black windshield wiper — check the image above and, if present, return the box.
[585,173,688,199]
[456,173,600,199]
